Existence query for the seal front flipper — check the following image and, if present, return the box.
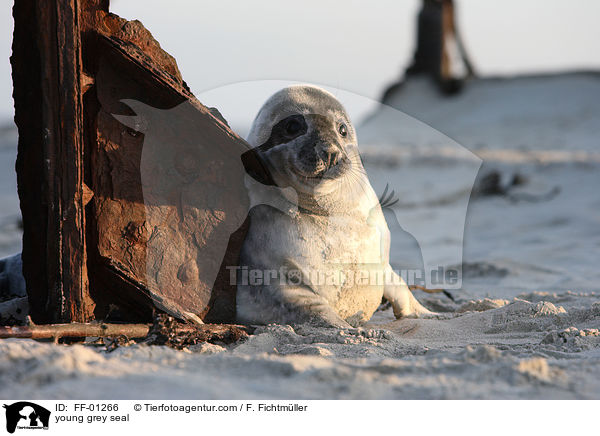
[383,265,435,318]
[279,285,353,328]
[236,279,352,329]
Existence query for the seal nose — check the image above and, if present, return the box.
[318,144,341,168]
[327,149,340,167]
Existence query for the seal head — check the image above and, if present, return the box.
[245,85,362,201]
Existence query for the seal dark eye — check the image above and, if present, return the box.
[271,115,306,142]
[338,123,348,137]
[285,119,303,136]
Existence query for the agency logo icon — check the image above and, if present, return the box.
[3,402,50,433]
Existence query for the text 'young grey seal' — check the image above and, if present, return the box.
[236,84,433,328]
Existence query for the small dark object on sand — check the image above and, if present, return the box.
[473,170,559,203]
[472,171,507,197]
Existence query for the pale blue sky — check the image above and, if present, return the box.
[1,0,599,126]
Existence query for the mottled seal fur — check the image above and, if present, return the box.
[236,84,432,328]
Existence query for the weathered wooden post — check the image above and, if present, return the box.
[11,0,262,325]
[408,0,475,92]
[12,0,92,323]
[382,0,475,102]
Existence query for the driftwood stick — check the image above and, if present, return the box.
[409,285,455,302]
[0,323,252,341]
[409,285,445,294]
[0,323,150,340]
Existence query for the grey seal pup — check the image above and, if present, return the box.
[237,84,432,328]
